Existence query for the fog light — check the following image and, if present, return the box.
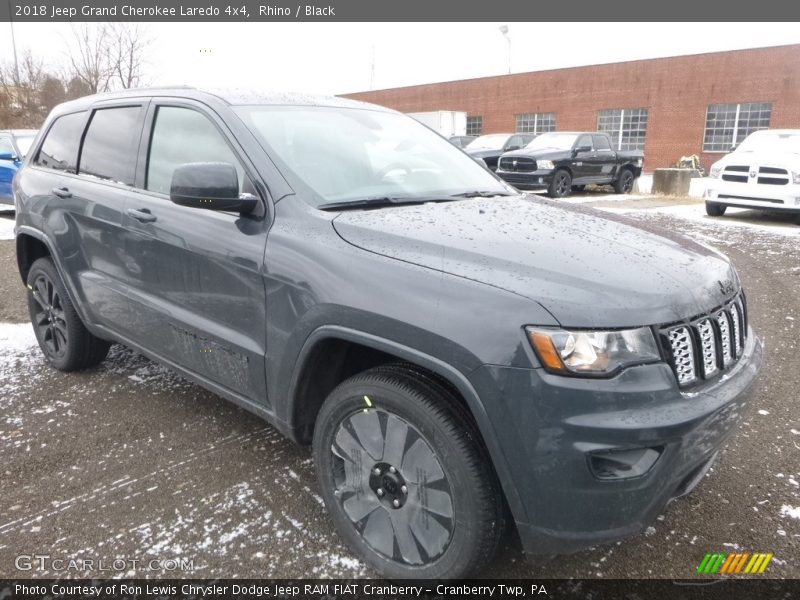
[588,447,662,480]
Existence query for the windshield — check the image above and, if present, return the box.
[524,133,579,151]
[737,131,800,154]
[15,134,35,157]
[465,134,510,151]
[234,106,509,206]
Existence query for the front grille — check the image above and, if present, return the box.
[661,292,748,388]
[498,156,536,172]
[721,165,790,185]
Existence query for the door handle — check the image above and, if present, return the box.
[52,187,72,199]
[126,208,157,223]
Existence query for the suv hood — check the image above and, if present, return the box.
[332,197,738,328]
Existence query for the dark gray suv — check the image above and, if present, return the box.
[12,88,762,579]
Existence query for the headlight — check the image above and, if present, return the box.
[526,326,660,376]
[537,160,555,170]
[792,171,800,185]
[709,164,722,178]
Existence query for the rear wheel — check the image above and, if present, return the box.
[705,202,727,217]
[614,168,635,194]
[26,257,111,371]
[547,169,572,198]
[312,365,505,579]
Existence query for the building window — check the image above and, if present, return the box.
[597,108,648,151]
[703,102,771,152]
[515,112,556,134]
[466,116,482,136]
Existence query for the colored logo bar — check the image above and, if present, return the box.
[696,552,773,574]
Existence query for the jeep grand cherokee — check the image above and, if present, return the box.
[13,88,762,579]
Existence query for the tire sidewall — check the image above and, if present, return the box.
[549,169,571,198]
[26,258,81,370]
[313,378,489,579]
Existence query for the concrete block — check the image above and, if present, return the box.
[652,168,693,196]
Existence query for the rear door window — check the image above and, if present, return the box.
[34,112,87,173]
[79,106,145,185]
[146,106,244,195]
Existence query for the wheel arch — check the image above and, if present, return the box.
[15,227,94,329]
[285,325,526,521]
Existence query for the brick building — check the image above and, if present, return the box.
[343,44,800,171]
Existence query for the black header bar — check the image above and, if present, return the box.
[2,0,800,22]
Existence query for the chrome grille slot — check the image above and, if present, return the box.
[696,319,718,377]
[663,292,748,389]
[668,327,696,386]
[730,303,743,355]
[717,311,733,366]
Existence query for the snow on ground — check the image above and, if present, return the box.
[598,202,799,237]
[0,216,15,240]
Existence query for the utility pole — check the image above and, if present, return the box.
[369,44,375,90]
[499,25,511,75]
[8,0,21,83]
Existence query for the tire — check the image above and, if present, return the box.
[705,202,727,217]
[613,168,635,194]
[547,169,572,198]
[571,185,585,193]
[312,364,505,579]
[26,257,111,371]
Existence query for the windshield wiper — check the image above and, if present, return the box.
[450,190,515,198]
[317,196,461,211]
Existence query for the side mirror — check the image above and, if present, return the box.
[169,162,257,214]
[573,145,592,155]
[0,151,17,161]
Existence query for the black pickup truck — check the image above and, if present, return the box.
[496,131,643,198]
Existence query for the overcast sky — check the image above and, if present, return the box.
[3,22,800,95]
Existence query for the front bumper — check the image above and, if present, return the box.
[705,180,800,212]
[468,328,763,555]
[496,169,554,189]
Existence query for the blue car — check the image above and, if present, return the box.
[0,129,37,206]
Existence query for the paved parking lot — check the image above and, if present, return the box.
[0,198,798,579]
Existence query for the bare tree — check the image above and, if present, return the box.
[109,23,150,89]
[67,24,115,94]
[0,50,47,127]
[66,23,150,94]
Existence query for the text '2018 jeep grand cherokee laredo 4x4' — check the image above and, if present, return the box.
[13,88,762,579]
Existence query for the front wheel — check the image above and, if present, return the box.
[312,364,505,579]
[547,169,572,198]
[614,168,635,194]
[705,202,727,217]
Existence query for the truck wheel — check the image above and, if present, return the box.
[312,365,505,579]
[26,257,111,371]
[705,202,727,217]
[613,168,635,194]
[548,169,572,198]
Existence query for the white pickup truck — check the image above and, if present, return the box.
[705,129,800,217]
